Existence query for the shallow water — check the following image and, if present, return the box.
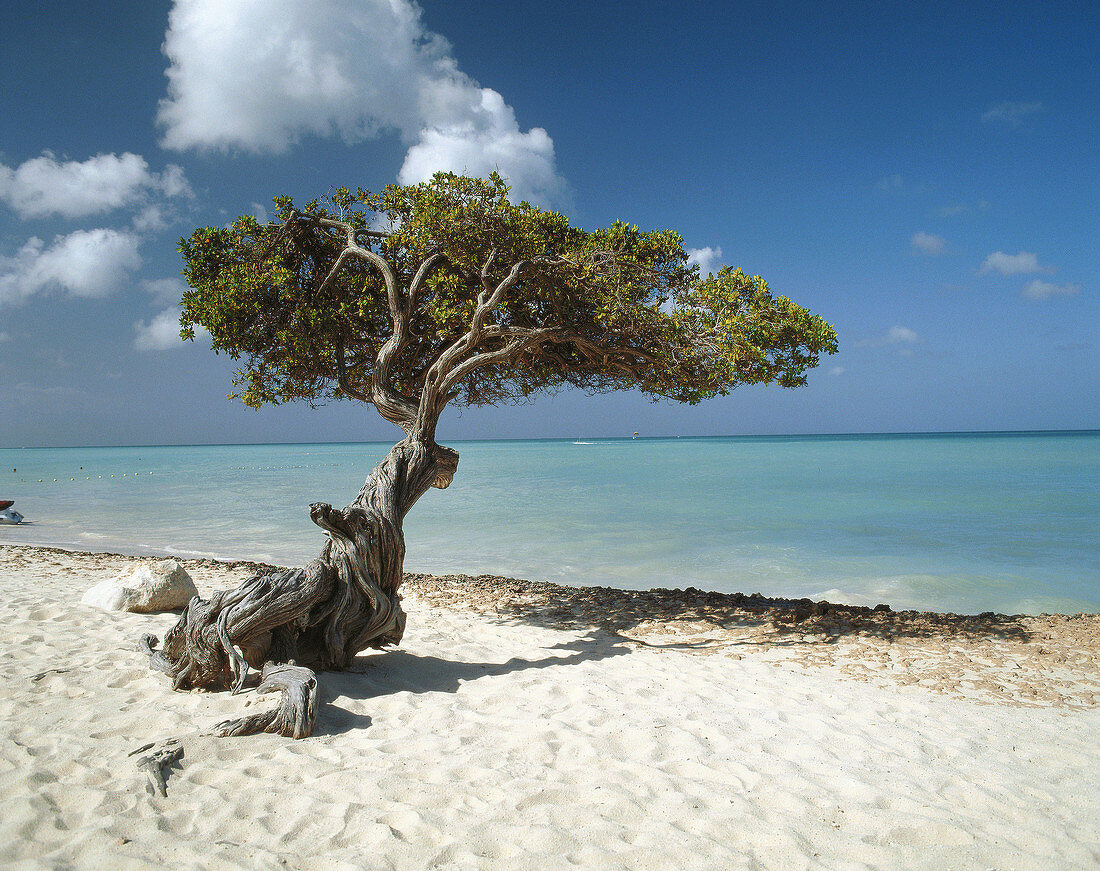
[2,431,1096,615]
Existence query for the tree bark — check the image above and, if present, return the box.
[143,437,458,738]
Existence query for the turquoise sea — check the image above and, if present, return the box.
[1,431,1096,616]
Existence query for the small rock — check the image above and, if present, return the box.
[81,560,199,613]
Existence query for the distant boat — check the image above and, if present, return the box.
[0,499,23,524]
[632,432,639,439]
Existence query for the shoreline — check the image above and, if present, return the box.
[8,540,1098,618]
[6,543,1099,709]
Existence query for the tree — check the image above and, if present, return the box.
[143,173,837,738]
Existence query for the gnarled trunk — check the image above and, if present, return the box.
[143,438,458,738]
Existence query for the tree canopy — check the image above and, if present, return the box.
[179,173,837,438]
[156,174,839,738]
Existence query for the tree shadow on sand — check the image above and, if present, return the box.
[402,572,1049,648]
[308,629,696,737]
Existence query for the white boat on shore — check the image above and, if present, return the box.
[0,500,24,524]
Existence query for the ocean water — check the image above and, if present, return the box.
[1,432,1096,616]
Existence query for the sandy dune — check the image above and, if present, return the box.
[1,545,1097,870]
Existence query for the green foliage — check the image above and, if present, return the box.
[179,173,837,413]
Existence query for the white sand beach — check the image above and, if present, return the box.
[1,544,1098,870]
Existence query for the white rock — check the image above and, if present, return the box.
[81,559,199,613]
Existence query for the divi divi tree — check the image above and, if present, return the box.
[143,173,837,738]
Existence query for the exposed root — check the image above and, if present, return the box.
[139,633,173,674]
[207,663,318,739]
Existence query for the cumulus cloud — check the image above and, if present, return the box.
[156,163,191,198]
[1022,280,1080,301]
[980,251,1046,275]
[910,231,945,254]
[157,0,566,205]
[134,309,210,352]
[134,307,186,351]
[134,279,209,350]
[397,90,562,205]
[0,152,190,219]
[685,246,724,277]
[0,229,142,306]
[132,205,170,232]
[981,101,1043,125]
[856,325,920,352]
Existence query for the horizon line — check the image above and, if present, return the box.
[3,428,1098,451]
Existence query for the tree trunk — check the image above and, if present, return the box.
[143,438,458,738]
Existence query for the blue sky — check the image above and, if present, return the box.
[1,0,1096,447]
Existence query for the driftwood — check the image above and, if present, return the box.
[129,738,184,798]
[30,667,72,682]
[141,439,457,739]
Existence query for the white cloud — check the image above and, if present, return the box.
[0,152,190,219]
[134,303,210,351]
[829,366,845,376]
[885,325,919,344]
[981,101,1043,125]
[134,307,184,351]
[685,246,724,277]
[980,251,1046,275]
[7,382,93,412]
[910,231,945,254]
[158,0,566,206]
[157,163,192,198]
[132,205,169,232]
[0,331,10,343]
[141,277,189,303]
[1022,280,1080,301]
[0,229,142,306]
[856,325,920,350]
[159,0,413,151]
[397,90,563,206]
[135,278,209,350]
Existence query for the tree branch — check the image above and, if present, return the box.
[438,335,548,394]
[316,247,358,296]
[292,214,419,432]
[415,253,638,428]
[309,216,401,319]
[334,339,371,403]
[408,252,449,317]
[480,247,499,292]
